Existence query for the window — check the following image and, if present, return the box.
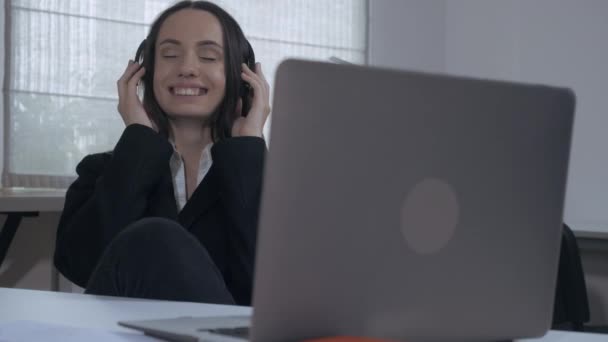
[2,0,368,188]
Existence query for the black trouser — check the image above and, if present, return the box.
[85,217,235,305]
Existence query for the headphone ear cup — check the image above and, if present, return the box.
[140,71,149,89]
[245,40,255,69]
[238,39,256,117]
[134,39,148,91]
[135,39,146,64]
[240,73,251,98]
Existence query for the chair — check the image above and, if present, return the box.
[552,223,590,331]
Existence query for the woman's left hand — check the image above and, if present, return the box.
[232,62,271,138]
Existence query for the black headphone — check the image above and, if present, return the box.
[241,40,256,99]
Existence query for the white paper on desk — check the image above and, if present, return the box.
[0,320,160,342]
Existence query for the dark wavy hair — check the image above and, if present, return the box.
[134,0,255,141]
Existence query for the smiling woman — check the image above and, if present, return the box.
[131,1,261,143]
[3,0,366,188]
[53,1,269,306]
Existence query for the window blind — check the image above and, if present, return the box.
[2,0,367,188]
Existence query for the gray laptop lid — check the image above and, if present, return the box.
[251,59,574,342]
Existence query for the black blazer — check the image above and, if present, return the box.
[54,124,266,305]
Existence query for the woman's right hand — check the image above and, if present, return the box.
[116,60,156,131]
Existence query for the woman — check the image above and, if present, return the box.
[54,0,270,306]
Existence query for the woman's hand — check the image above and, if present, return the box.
[117,60,157,131]
[232,62,271,138]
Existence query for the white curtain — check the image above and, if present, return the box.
[2,0,368,188]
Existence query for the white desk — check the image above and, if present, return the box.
[0,287,605,341]
[574,226,608,240]
[0,188,66,212]
[0,287,249,331]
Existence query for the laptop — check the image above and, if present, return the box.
[119,59,575,342]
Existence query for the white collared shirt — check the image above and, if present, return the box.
[169,143,214,211]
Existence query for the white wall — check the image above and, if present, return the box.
[444,0,608,234]
[372,0,608,234]
[368,0,608,326]
[368,0,445,73]
[445,1,521,81]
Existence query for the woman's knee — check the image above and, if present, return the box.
[106,217,197,261]
[89,217,231,303]
[120,217,187,243]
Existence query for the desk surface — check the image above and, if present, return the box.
[573,225,608,240]
[0,287,605,341]
[0,287,250,333]
[0,188,66,212]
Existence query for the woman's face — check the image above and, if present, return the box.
[153,9,226,120]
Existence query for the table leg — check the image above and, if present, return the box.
[0,212,39,267]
